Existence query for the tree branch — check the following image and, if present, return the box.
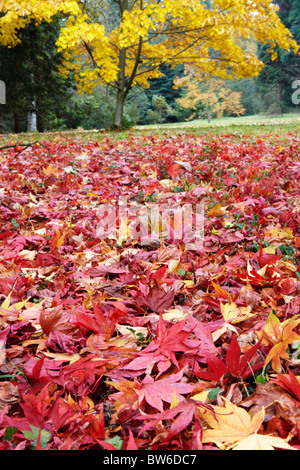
[124,35,143,98]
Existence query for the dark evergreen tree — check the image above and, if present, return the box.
[257,0,300,113]
[142,65,184,123]
[0,16,75,133]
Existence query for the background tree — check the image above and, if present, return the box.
[0,0,298,129]
[147,94,175,124]
[227,78,262,116]
[0,16,75,133]
[174,68,245,122]
[257,0,300,113]
[143,65,184,123]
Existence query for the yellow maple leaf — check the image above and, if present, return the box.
[207,203,224,217]
[220,301,254,324]
[265,225,293,240]
[43,164,58,176]
[257,311,300,373]
[229,433,296,450]
[201,398,264,448]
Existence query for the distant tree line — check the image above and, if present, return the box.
[0,1,299,133]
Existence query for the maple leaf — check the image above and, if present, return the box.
[144,280,175,313]
[196,334,263,382]
[138,399,212,443]
[207,203,224,218]
[139,369,195,412]
[124,315,191,373]
[166,163,182,178]
[200,397,265,448]
[71,302,126,340]
[153,315,191,366]
[257,311,300,372]
[126,428,138,450]
[229,433,296,450]
[271,369,300,403]
[257,245,282,266]
[220,301,255,324]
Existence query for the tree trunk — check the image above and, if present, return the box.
[111,1,144,129]
[14,112,21,134]
[112,47,127,129]
[113,90,125,128]
[27,98,37,132]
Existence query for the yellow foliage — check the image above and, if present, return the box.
[175,66,246,119]
[0,0,298,97]
[200,397,295,450]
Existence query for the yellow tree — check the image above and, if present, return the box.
[0,0,298,128]
[174,67,246,122]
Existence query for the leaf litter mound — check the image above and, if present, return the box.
[0,130,300,450]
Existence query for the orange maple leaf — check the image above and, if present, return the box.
[257,311,300,372]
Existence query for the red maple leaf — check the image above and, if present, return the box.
[125,315,191,373]
[254,245,282,268]
[166,163,182,178]
[137,399,212,445]
[139,368,195,411]
[196,335,263,382]
[272,369,300,404]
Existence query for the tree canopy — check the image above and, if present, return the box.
[0,0,298,127]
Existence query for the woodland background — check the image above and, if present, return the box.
[0,0,299,134]
[1,0,300,452]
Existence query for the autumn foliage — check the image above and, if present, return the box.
[0,1,298,127]
[0,130,300,450]
[174,69,246,120]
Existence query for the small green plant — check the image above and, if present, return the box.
[11,218,19,230]
[0,359,29,383]
[251,212,260,227]
[22,425,51,450]
[126,327,152,349]
[105,435,123,450]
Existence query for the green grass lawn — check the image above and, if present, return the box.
[0,112,299,146]
[134,112,300,137]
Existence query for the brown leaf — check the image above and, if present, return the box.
[145,280,175,313]
[0,382,20,411]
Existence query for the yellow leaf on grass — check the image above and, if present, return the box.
[201,397,264,448]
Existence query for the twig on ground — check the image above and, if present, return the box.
[0,140,52,157]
